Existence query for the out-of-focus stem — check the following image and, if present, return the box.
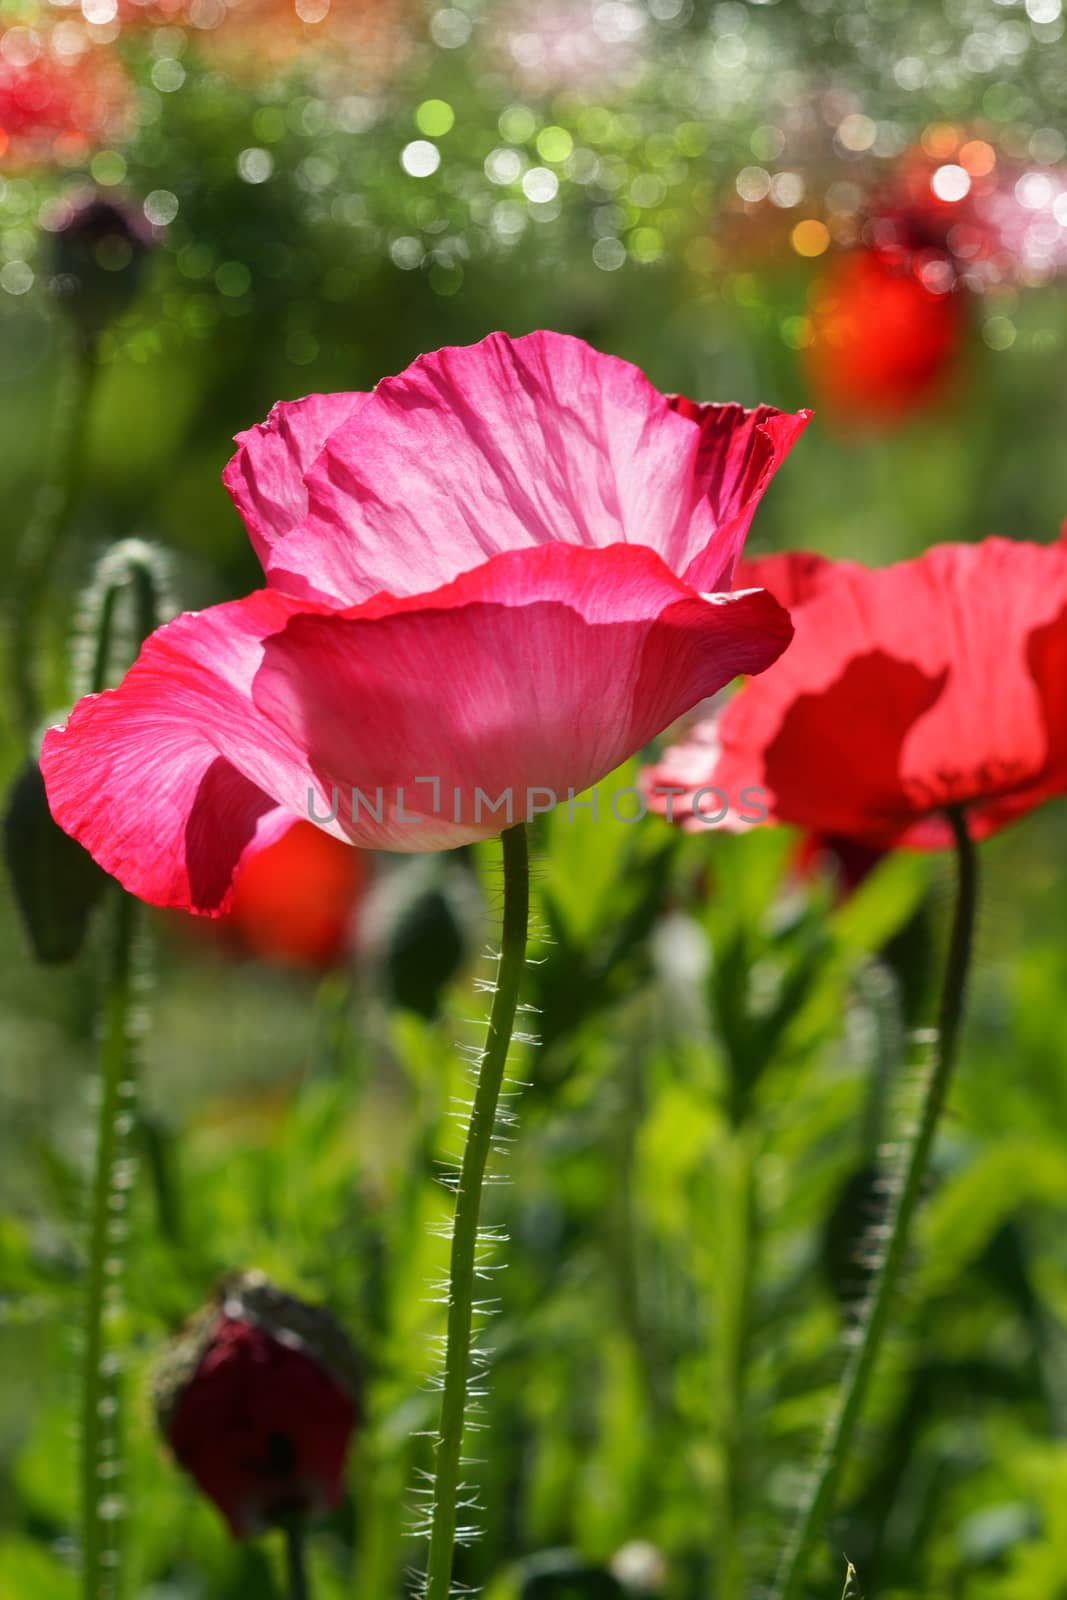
[285,1520,313,1600]
[717,1125,757,1600]
[773,808,978,1600]
[12,337,98,743]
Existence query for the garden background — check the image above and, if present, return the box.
[3,1,1067,1597]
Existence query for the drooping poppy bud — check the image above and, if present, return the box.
[3,760,109,963]
[48,194,155,344]
[153,1272,360,1538]
[361,854,482,1019]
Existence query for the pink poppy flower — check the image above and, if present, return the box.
[41,332,807,913]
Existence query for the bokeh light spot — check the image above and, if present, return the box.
[536,126,574,163]
[238,148,274,184]
[90,151,127,187]
[144,190,179,226]
[415,100,455,138]
[401,141,441,178]
[931,165,971,202]
[791,219,830,257]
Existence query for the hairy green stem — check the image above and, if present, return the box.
[285,1520,313,1600]
[79,542,161,1600]
[424,823,530,1600]
[81,890,137,1600]
[773,809,977,1600]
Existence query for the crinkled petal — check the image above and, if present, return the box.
[263,331,808,604]
[670,402,811,591]
[223,391,368,571]
[251,543,793,850]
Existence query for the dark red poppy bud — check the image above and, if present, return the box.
[153,1272,360,1538]
[48,194,155,343]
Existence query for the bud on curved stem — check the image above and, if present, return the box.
[80,545,165,1600]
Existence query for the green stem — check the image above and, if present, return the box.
[773,809,977,1600]
[12,337,98,743]
[424,823,530,1600]
[285,1520,312,1600]
[717,1125,757,1600]
[81,889,138,1600]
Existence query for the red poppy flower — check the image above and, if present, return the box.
[804,247,965,427]
[41,332,807,911]
[221,819,367,968]
[644,538,1067,849]
[154,1273,359,1538]
[0,37,131,169]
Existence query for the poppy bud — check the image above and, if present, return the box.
[48,194,154,343]
[362,855,481,1019]
[153,1272,360,1537]
[3,760,109,963]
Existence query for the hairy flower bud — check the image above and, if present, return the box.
[153,1272,360,1537]
[48,195,154,343]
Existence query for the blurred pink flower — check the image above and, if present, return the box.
[487,0,649,99]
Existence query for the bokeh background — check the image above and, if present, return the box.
[3,1,1067,1596]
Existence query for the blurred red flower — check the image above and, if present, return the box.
[155,1274,359,1538]
[645,539,1067,848]
[0,32,131,169]
[804,247,965,427]
[222,818,367,968]
[41,331,805,911]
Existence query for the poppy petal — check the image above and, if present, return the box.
[40,591,339,912]
[223,391,368,569]
[263,331,808,604]
[251,543,793,850]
